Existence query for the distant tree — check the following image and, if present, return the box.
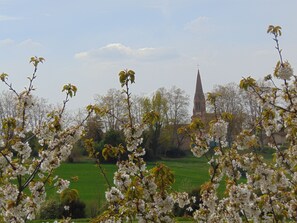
[240,80,273,149]
[84,115,104,143]
[0,91,17,123]
[142,89,169,158]
[95,88,126,131]
[0,91,52,131]
[88,129,127,163]
[27,97,53,129]
[103,129,125,147]
[95,86,190,158]
[207,83,245,145]
[166,86,190,149]
[140,86,190,157]
[208,82,268,147]
[68,114,105,161]
[0,91,54,157]
[131,95,146,125]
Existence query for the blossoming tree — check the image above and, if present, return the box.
[86,70,195,223]
[89,25,296,222]
[1,24,296,223]
[0,57,94,222]
[180,25,297,222]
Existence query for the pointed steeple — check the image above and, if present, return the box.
[192,69,206,120]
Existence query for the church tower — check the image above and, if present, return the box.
[192,69,206,120]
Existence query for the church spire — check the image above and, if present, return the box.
[192,69,206,120]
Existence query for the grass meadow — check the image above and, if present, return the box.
[32,150,274,222]
[43,155,210,218]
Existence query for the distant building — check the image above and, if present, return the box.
[192,69,206,121]
[191,69,287,148]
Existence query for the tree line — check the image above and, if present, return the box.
[0,86,191,161]
[0,79,273,162]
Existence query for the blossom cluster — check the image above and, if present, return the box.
[93,70,191,223]
[0,58,91,222]
[187,25,297,222]
[96,120,178,222]
[209,118,228,145]
[275,61,294,80]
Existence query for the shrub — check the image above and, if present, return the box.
[165,147,186,158]
[39,200,62,219]
[39,198,86,219]
[61,199,86,219]
[60,188,86,218]
[39,189,86,219]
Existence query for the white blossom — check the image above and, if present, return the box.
[105,187,124,202]
[55,179,70,193]
[277,61,294,80]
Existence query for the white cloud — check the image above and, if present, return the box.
[19,39,42,48]
[75,43,178,61]
[184,16,210,33]
[0,38,42,49]
[0,38,42,50]
[0,15,20,21]
[0,38,15,46]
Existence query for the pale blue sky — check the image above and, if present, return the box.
[1,0,297,110]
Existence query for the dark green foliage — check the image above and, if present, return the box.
[142,128,161,161]
[66,114,105,163]
[102,129,125,146]
[67,140,87,163]
[72,115,105,161]
[97,129,127,163]
[60,188,86,218]
[84,116,104,143]
[143,123,162,158]
[39,200,61,219]
[62,199,86,219]
[39,190,86,219]
[143,147,159,161]
[72,125,127,163]
[165,147,186,158]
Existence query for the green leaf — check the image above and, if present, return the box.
[267,25,282,36]
[239,76,256,90]
[119,71,126,85]
[102,147,109,160]
[0,73,8,82]
[62,83,78,97]
[221,112,233,121]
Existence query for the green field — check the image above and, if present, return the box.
[33,152,273,221]
[44,155,210,218]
